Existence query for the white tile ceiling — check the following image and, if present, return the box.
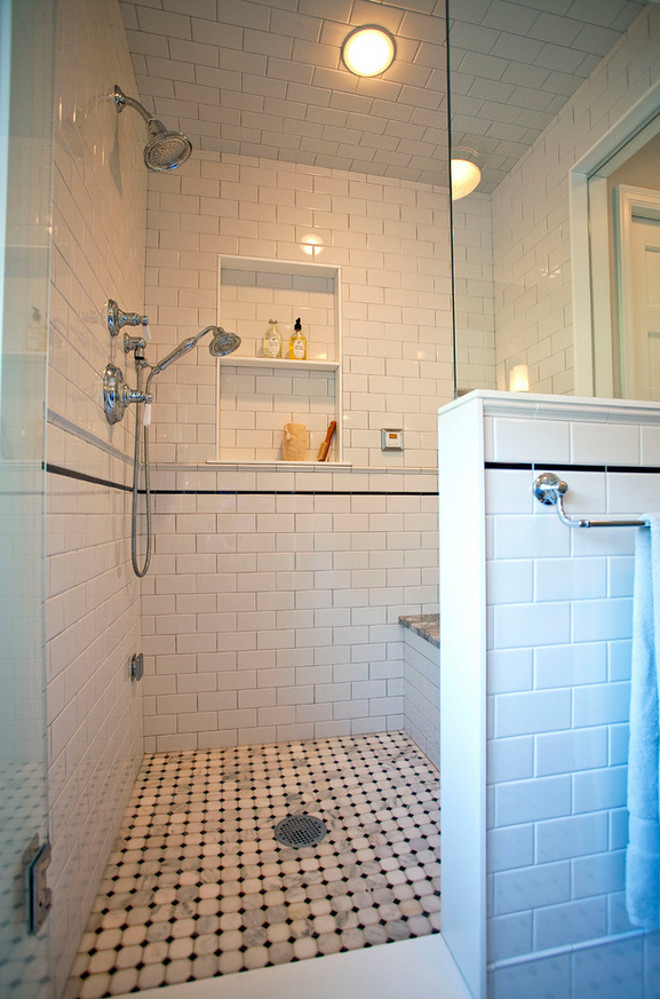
[120,0,646,192]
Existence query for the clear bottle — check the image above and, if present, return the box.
[263,319,282,358]
[288,317,307,360]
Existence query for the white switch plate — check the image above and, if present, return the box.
[381,429,403,450]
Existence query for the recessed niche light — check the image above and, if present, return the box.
[450,159,481,200]
[301,235,323,257]
[341,26,396,77]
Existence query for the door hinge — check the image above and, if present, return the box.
[130,652,144,681]
[24,834,52,934]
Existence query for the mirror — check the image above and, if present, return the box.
[447,0,660,399]
[586,115,660,400]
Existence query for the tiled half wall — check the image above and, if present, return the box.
[439,391,660,999]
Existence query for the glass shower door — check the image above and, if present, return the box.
[0,0,55,995]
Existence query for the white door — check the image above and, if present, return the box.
[627,215,660,400]
[614,184,660,400]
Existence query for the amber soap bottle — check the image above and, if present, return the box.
[288,317,307,359]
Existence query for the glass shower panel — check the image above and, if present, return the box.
[447,0,645,398]
[0,0,55,995]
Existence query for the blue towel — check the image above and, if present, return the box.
[626,514,660,929]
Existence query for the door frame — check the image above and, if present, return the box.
[570,79,660,397]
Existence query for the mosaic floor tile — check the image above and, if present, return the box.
[66,731,441,998]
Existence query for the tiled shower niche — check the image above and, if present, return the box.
[216,256,343,463]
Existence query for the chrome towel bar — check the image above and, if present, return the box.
[532,472,649,529]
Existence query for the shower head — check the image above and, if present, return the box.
[113,85,192,172]
[144,120,192,172]
[208,327,241,357]
[148,326,240,378]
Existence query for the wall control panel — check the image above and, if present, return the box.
[381,429,403,451]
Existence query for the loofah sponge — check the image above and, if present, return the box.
[282,422,309,461]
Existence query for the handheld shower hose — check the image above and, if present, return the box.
[130,327,241,577]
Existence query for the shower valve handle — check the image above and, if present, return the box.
[126,388,151,405]
[103,363,151,424]
[107,299,149,338]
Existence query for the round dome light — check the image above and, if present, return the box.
[341,26,396,77]
[450,159,481,200]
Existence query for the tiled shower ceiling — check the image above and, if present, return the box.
[120,0,645,192]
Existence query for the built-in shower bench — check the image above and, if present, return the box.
[399,614,440,768]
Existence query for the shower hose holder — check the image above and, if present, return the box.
[103,362,151,425]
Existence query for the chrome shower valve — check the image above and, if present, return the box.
[103,363,151,425]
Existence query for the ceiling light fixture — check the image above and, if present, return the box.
[450,159,481,200]
[341,26,396,77]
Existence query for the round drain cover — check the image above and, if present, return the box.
[274,814,327,848]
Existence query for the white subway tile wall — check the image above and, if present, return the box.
[490,5,660,394]
[141,466,438,752]
[451,192,496,392]
[47,0,146,992]
[481,400,660,997]
[144,151,453,467]
[402,627,440,768]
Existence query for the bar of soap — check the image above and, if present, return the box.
[282,422,309,461]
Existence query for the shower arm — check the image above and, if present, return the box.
[113,85,163,134]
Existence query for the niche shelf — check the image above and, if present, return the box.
[216,254,343,463]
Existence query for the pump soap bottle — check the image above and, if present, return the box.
[263,319,282,358]
[288,317,307,360]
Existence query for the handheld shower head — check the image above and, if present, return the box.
[114,85,192,172]
[148,326,241,378]
[208,327,241,357]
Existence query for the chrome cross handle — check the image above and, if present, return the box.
[106,299,149,338]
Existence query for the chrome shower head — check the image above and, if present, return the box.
[114,85,192,173]
[144,120,192,172]
[208,327,241,357]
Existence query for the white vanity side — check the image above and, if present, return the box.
[439,390,660,999]
[438,395,487,999]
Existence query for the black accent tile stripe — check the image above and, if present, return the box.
[603,464,660,474]
[151,489,439,496]
[485,461,660,474]
[45,463,437,497]
[484,461,533,470]
[45,462,132,492]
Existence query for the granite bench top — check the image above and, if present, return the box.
[398,613,440,648]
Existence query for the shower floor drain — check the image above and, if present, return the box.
[274,814,327,848]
